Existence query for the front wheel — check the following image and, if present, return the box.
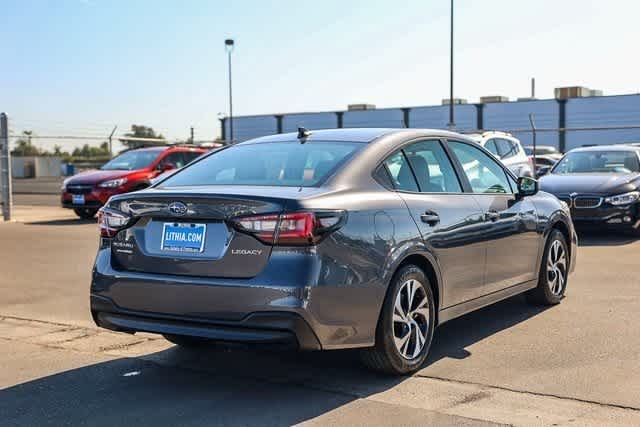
[73,208,97,219]
[527,229,569,305]
[360,265,436,375]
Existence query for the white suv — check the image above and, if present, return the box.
[467,131,533,177]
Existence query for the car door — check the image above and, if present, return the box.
[382,139,487,308]
[447,140,540,295]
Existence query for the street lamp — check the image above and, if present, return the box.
[225,38,235,143]
[448,0,455,129]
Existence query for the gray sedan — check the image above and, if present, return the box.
[91,128,577,375]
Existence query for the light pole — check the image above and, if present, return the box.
[448,0,455,129]
[225,38,235,143]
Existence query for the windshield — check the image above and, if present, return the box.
[552,150,640,174]
[101,149,162,171]
[160,141,363,187]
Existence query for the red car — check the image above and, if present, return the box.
[61,146,208,219]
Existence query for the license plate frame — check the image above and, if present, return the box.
[72,194,85,205]
[161,222,207,253]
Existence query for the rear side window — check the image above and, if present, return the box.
[383,151,419,192]
[160,141,363,187]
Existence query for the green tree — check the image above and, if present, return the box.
[122,125,165,149]
[125,125,164,139]
[10,131,40,156]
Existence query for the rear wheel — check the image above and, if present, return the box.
[163,334,213,348]
[73,208,97,219]
[527,229,568,305]
[360,265,435,375]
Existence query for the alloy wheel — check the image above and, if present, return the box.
[547,240,566,296]
[392,279,430,359]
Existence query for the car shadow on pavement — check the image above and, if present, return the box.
[426,294,548,363]
[1,296,546,425]
[576,230,639,247]
[26,218,97,226]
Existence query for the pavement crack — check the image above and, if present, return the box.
[416,374,640,412]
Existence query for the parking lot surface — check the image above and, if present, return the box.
[1,200,639,425]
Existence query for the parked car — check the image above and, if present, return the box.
[539,145,640,235]
[61,145,208,219]
[91,128,576,375]
[468,131,534,177]
[524,145,563,160]
[524,145,563,176]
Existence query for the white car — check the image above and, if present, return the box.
[468,131,534,177]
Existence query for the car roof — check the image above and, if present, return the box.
[128,146,165,152]
[524,145,556,149]
[126,145,208,153]
[239,128,473,145]
[569,145,640,153]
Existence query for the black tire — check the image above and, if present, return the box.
[526,229,569,305]
[73,208,98,219]
[163,334,213,348]
[360,265,436,375]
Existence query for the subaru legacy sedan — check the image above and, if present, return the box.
[91,128,576,375]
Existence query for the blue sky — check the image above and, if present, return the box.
[2,0,639,150]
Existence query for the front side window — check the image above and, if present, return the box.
[484,139,500,157]
[449,141,513,194]
[159,152,187,169]
[403,140,462,193]
[160,141,363,187]
[552,150,640,174]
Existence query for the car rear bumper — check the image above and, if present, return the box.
[91,294,321,350]
[90,247,377,350]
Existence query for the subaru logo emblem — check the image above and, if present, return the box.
[168,201,188,216]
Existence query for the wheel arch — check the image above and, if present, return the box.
[549,219,572,263]
[382,251,443,327]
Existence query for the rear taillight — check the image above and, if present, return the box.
[98,208,131,237]
[233,211,346,246]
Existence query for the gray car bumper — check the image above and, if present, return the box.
[91,294,321,350]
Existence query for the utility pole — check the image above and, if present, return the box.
[108,125,117,157]
[529,113,537,179]
[225,39,235,143]
[531,77,536,98]
[190,126,194,144]
[1,113,12,221]
[448,0,455,129]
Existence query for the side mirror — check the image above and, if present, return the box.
[161,163,176,172]
[518,176,538,198]
[536,166,551,177]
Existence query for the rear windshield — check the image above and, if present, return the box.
[159,141,363,187]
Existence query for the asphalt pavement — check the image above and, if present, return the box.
[1,199,639,425]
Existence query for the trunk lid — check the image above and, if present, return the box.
[106,186,322,278]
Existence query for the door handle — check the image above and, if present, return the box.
[420,211,440,226]
[485,210,500,222]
